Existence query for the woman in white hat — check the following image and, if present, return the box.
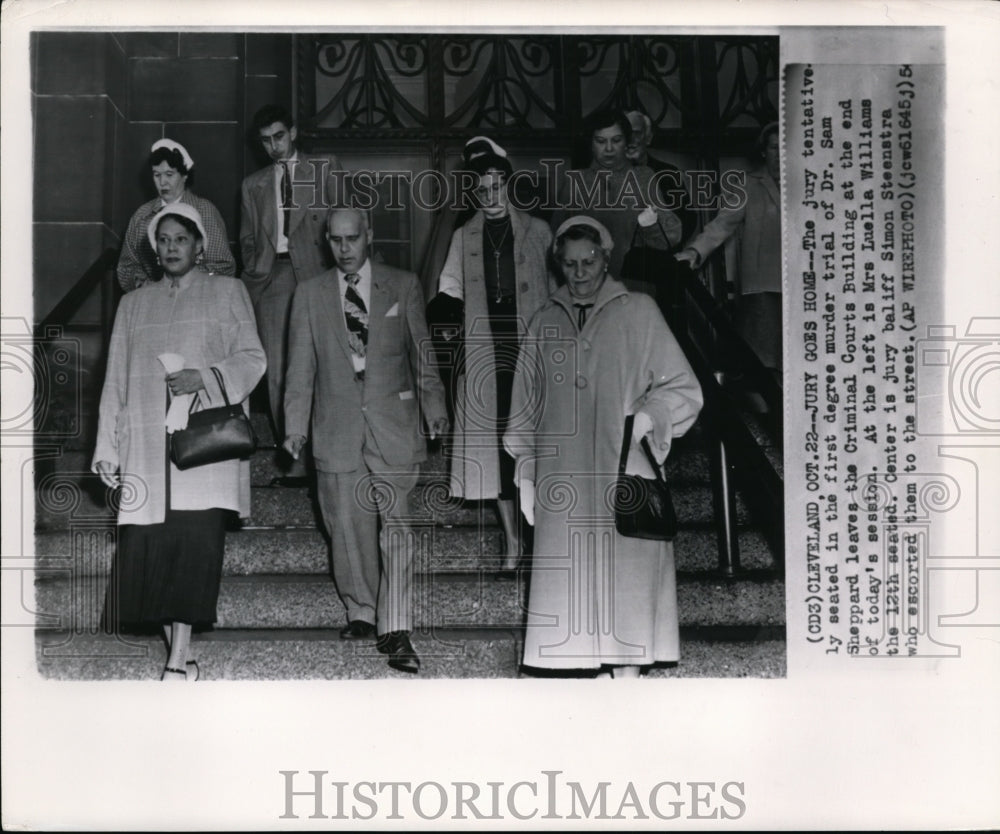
[504,216,702,678]
[117,139,236,292]
[436,136,556,570]
[94,202,265,680]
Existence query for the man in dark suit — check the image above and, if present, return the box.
[240,104,343,484]
[283,208,449,673]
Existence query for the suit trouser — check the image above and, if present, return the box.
[316,442,420,635]
[254,260,306,475]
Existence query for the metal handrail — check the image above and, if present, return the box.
[672,268,784,576]
[682,271,783,418]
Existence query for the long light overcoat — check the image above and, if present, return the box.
[438,208,555,500]
[92,273,266,525]
[504,278,702,669]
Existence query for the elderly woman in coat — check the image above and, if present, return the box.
[504,216,702,677]
[437,137,555,569]
[117,138,236,292]
[93,202,265,681]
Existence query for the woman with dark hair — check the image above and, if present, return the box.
[550,109,683,295]
[504,216,702,678]
[94,202,265,680]
[117,138,236,292]
[675,122,782,376]
[437,136,555,569]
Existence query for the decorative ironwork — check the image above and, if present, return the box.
[299,33,778,147]
[311,36,430,129]
[441,36,560,130]
[714,38,779,128]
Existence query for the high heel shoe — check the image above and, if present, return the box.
[161,665,187,681]
[185,660,200,681]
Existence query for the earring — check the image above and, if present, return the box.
[195,251,205,265]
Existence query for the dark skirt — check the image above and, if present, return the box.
[101,508,227,632]
[486,295,519,500]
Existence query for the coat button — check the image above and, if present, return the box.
[581,339,591,350]
[520,282,529,292]
[518,255,526,264]
[575,375,588,389]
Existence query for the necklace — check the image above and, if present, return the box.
[483,219,511,303]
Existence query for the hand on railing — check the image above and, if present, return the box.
[674,248,699,268]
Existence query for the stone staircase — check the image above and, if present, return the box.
[32,411,785,679]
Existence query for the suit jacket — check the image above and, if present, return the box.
[239,152,343,304]
[284,261,448,473]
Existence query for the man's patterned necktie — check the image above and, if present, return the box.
[343,272,368,358]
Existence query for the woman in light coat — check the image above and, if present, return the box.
[504,217,702,677]
[675,123,782,374]
[93,202,265,680]
[438,137,555,569]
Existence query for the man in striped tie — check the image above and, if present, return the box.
[283,208,449,674]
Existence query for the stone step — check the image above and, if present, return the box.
[34,473,747,531]
[35,473,751,530]
[37,431,717,492]
[34,572,784,633]
[34,627,784,680]
[246,480,747,528]
[34,523,778,577]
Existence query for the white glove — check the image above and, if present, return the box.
[159,353,192,433]
[637,206,658,227]
[519,479,535,527]
[632,411,654,443]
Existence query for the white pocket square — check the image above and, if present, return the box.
[385,302,399,317]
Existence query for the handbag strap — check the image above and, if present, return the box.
[209,366,232,406]
[619,414,667,483]
[187,366,231,414]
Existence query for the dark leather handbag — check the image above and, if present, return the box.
[169,367,256,470]
[614,414,677,541]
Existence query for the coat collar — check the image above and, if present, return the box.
[549,275,629,328]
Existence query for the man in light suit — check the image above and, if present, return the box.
[283,208,449,673]
[240,104,343,484]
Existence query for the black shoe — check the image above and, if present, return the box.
[269,475,310,488]
[340,620,376,640]
[376,631,420,673]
